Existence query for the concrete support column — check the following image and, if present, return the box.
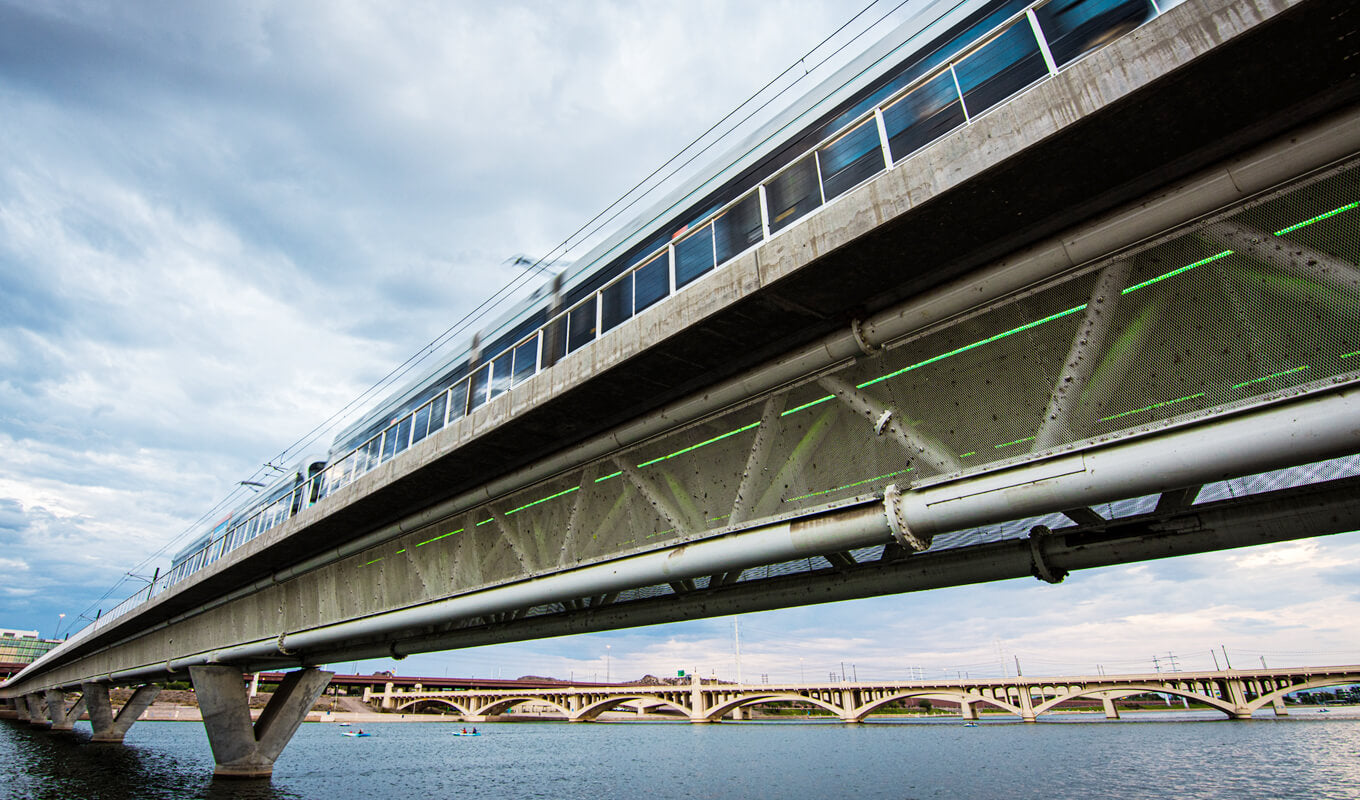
[85,683,160,743]
[1271,697,1289,717]
[381,682,394,710]
[688,674,711,723]
[25,693,51,728]
[1017,689,1037,723]
[1223,678,1253,720]
[249,672,260,698]
[1101,696,1120,720]
[46,689,88,732]
[959,700,978,720]
[191,665,333,779]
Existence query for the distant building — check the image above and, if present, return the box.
[0,628,62,679]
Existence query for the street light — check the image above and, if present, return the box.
[55,613,65,639]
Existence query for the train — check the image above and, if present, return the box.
[161,0,1158,595]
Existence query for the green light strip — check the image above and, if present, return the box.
[1342,350,1359,359]
[595,471,622,483]
[476,518,493,526]
[995,435,1036,450]
[395,548,405,554]
[1231,365,1309,390]
[635,421,761,467]
[858,305,1088,390]
[1120,250,1233,295]
[363,558,382,566]
[785,469,912,503]
[780,395,835,416]
[505,485,579,516]
[416,528,463,547]
[1273,201,1360,235]
[960,451,976,458]
[1099,392,1205,423]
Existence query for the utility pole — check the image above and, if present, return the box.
[1221,645,1233,669]
[1210,649,1220,670]
[1152,655,1161,673]
[1166,652,1180,672]
[1014,655,1023,677]
[733,618,742,685]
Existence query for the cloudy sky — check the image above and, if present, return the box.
[2,0,1357,685]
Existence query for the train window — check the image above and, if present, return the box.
[380,425,398,463]
[364,435,382,473]
[541,314,568,369]
[953,19,1048,118]
[429,392,448,434]
[818,119,885,200]
[469,363,492,411]
[634,252,669,313]
[601,273,633,333]
[489,351,513,399]
[512,335,538,384]
[714,192,763,264]
[412,403,432,444]
[568,296,597,353]
[674,224,716,288]
[1034,0,1154,68]
[882,70,967,163]
[765,155,822,233]
[448,380,469,423]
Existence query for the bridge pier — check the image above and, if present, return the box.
[191,665,333,778]
[959,701,977,721]
[1101,696,1120,721]
[25,693,51,728]
[0,697,17,720]
[1271,697,1288,717]
[1221,678,1254,720]
[1017,690,1037,724]
[45,688,87,732]
[86,683,160,743]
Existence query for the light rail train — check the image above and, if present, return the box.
[142,0,1159,617]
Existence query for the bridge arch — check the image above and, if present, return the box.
[851,690,1022,721]
[1247,676,1359,714]
[475,695,573,719]
[575,694,689,722]
[704,693,847,722]
[394,697,473,716]
[1030,684,1236,718]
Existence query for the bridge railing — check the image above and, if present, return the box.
[61,0,1177,646]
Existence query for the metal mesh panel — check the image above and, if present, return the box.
[346,161,1360,615]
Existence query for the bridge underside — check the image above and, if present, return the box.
[7,0,1360,695]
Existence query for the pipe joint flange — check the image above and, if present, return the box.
[850,319,880,357]
[276,631,299,657]
[1028,525,1068,584]
[874,410,893,436]
[164,659,177,674]
[883,484,931,552]
[389,643,407,661]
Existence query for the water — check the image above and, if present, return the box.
[3,712,1359,800]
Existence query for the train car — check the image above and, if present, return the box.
[323,0,1159,485]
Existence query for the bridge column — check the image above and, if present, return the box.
[688,674,712,723]
[25,693,51,728]
[1017,689,1037,723]
[959,700,977,720]
[0,697,18,720]
[1271,697,1289,717]
[85,682,160,742]
[46,689,88,732]
[381,681,394,710]
[1222,678,1253,720]
[1101,696,1120,720]
[191,665,333,778]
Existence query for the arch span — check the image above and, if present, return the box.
[1031,685,1236,718]
[394,697,472,716]
[853,690,1023,721]
[705,693,849,721]
[576,694,689,721]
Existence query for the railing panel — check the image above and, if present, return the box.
[883,70,968,163]
[674,224,716,288]
[953,20,1049,118]
[601,273,634,333]
[568,296,598,353]
[512,335,538,385]
[714,191,763,265]
[765,155,822,234]
[818,119,885,200]
[1034,0,1155,68]
[634,252,670,313]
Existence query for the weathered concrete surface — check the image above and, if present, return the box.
[6,0,1360,696]
[192,666,333,778]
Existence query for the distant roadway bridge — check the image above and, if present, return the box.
[5,0,1360,779]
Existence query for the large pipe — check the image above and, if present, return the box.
[897,387,1360,538]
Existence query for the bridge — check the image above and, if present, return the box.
[4,0,1360,778]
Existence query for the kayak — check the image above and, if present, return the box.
[453,732,481,736]
[342,732,372,737]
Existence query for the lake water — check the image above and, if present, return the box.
[3,710,1359,799]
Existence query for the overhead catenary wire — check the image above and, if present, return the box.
[71,0,923,631]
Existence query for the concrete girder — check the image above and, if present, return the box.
[617,459,696,536]
[817,375,961,476]
[85,683,159,743]
[191,665,333,778]
[1033,259,1137,450]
